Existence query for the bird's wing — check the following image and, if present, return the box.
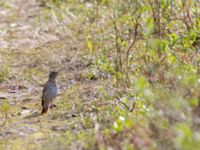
[42,82,49,105]
[42,81,50,96]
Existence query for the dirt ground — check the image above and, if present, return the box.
[0,0,101,149]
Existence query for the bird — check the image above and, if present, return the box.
[41,71,58,114]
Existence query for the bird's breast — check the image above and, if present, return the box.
[43,83,57,101]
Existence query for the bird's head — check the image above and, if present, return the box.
[49,71,58,80]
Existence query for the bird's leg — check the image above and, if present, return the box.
[50,104,57,109]
[48,103,51,112]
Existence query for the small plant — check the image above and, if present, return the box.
[0,99,10,125]
[0,65,9,83]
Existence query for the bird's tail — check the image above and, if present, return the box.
[41,104,49,114]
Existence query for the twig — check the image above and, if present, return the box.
[125,12,141,87]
